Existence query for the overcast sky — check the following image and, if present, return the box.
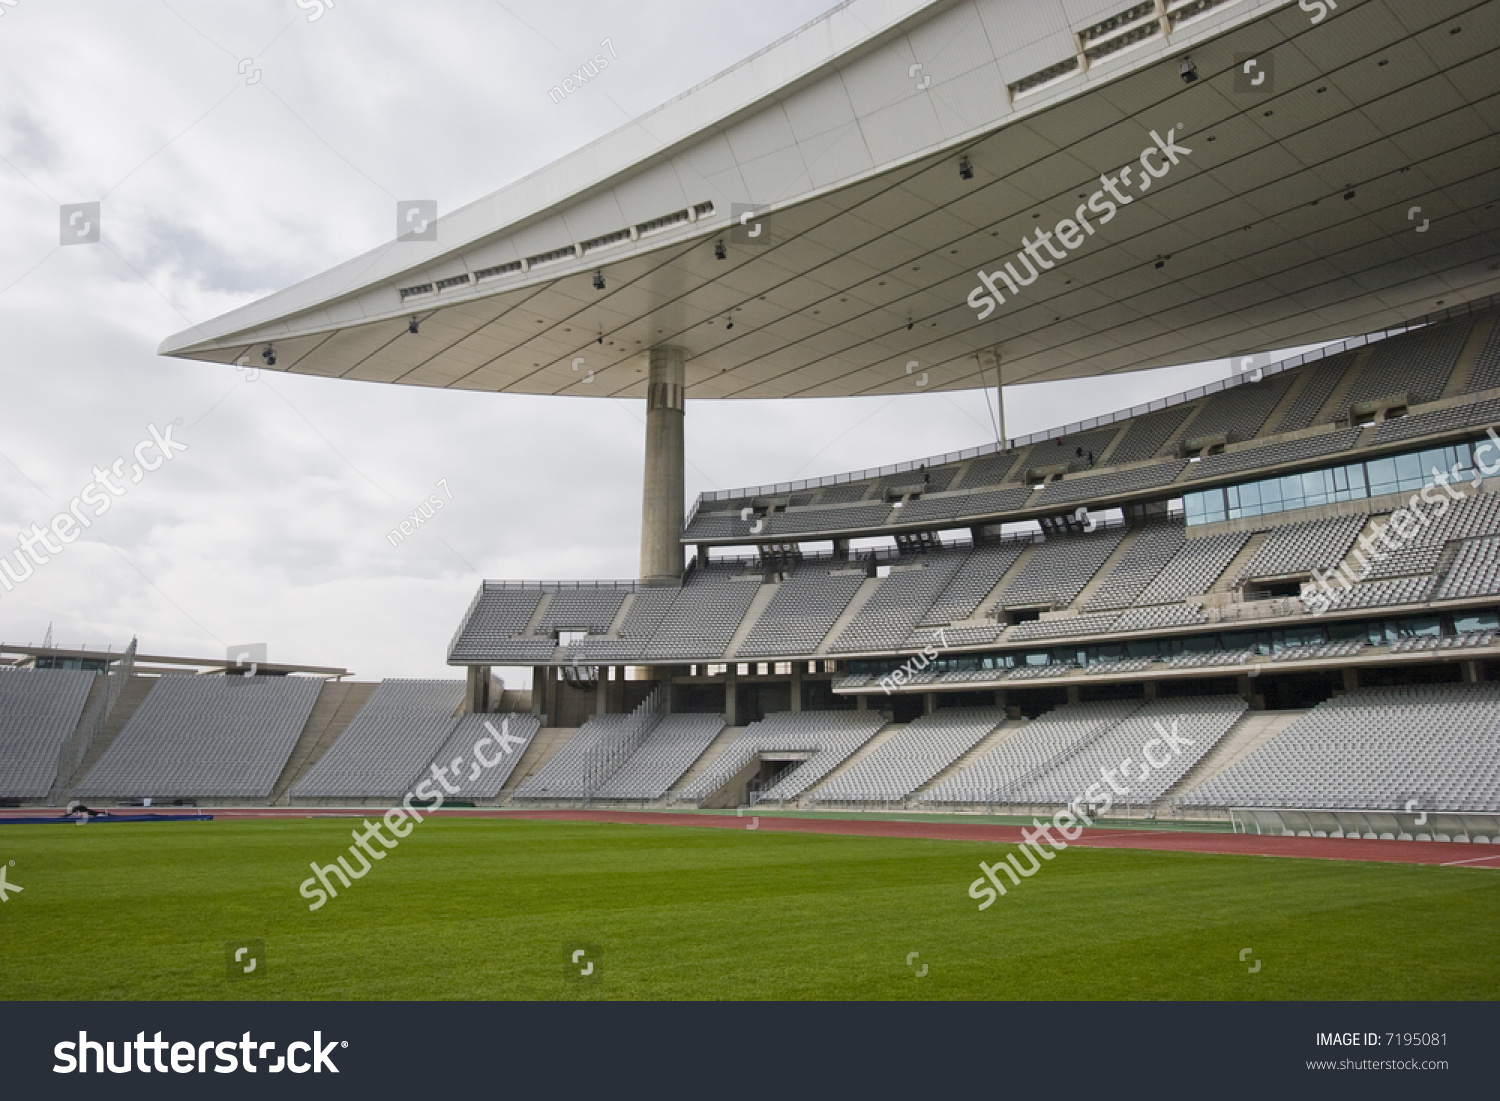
[0,0,1266,682]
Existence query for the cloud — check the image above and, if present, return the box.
[0,0,1233,681]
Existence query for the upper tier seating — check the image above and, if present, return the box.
[1465,319,1500,393]
[1034,460,1186,507]
[1109,405,1196,464]
[1184,427,1364,481]
[1276,353,1356,433]
[642,568,762,661]
[1179,683,1500,812]
[449,588,545,662]
[995,528,1127,609]
[1182,372,1297,442]
[0,668,97,798]
[1433,534,1500,601]
[291,679,462,799]
[736,568,866,658]
[77,675,322,799]
[919,540,1030,625]
[1370,396,1500,446]
[1362,492,1500,580]
[1237,514,1369,580]
[1336,319,1472,419]
[1017,426,1122,474]
[1133,530,1250,605]
[956,451,1024,488]
[830,554,966,653]
[538,589,629,633]
[1084,524,1187,611]
[892,486,1034,526]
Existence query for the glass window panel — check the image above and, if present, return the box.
[1393,451,1422,489]
[1366,456,1397,496]
[1454,611,1499,633]
[1395,616,1442,638]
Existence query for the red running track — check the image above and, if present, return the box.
[6,807,1498,868]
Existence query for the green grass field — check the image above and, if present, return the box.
[1,817,1495,1000]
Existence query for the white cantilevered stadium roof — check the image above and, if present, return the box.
[161,0,1500,399]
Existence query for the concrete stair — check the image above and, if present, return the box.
[271,681,378,802]
[974,541,1041,619]
[1442,312,1495,397]
[724,580,781,659]
[1312,346,1373,424]
[815,575,881,655]
[909,717,1025,797]
[665,724,746,797]
[46,673,109,802]
[1213,531,1269,590]
[795,721,905,798]
[64,675,157,794]
[500,726,578,794]
[1158,709,1307,809]
[1262,366,1314,433]
[1070,526,1144,610]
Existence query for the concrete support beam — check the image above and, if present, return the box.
[1066,685,1080,704]
[1342,667,1360,692]
[790,661,803,713]
[1144,681,1158,701]
[465,665,491,714]
[856,693,868,711]
[724,663,738,726]
[924,692,937,715]
[596,669,609,717]
[531,667,544,719]
[640,346,686,585]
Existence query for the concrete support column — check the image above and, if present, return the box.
[530,667,544,719]
[595,669,609,717]
[1066,685,1080,704]
[856,693,868,711]
[1144,681,1158,701]
[465,665,491,714]
[725,663,738,726]
[640,346,687,586]
[924,692,937,715]
[790,662,803,713]
[1463,660,1480,684]
[1342,667,1360,692]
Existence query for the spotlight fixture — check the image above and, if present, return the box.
[714,240,727,260]
[1343,189,1356,201]
[1179,57,1198,83]
[408,317,420,334]
[725,317,734,331]
[958,156,973,181]
[262,345,276,366]
[907,316,914,331]
[592,271,605,291]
